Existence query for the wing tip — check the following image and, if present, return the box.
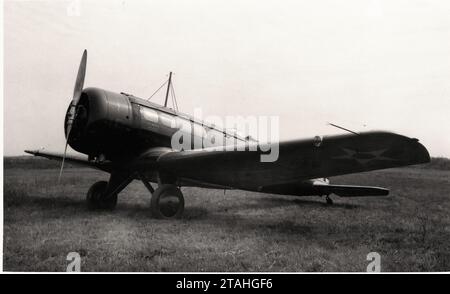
[365,131,431,165]
[24,149,38,156]
[409,138,431,165]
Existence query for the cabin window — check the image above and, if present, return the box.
[176,117,192,132]
[225,134,237,146]
[192,123,206,138]
[159,113,176,128]
[205,129,224,147]
[140,108,158,123]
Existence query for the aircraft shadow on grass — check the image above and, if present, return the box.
[7,191,360,237]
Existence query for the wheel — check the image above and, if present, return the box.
[150,184,184,219]
[86,181,118,210]
[326,195,333,205]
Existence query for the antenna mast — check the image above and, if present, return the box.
[164,71,172,107]
[328,122,360,135]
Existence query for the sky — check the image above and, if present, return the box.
[4,0,450,157]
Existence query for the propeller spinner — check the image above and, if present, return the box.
[59,50,87,181]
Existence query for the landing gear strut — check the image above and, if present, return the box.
[86,172,185,218]
[325,195,333,205]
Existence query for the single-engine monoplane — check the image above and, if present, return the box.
[26,50,430,218]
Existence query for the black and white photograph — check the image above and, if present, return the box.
[2,0,450,276]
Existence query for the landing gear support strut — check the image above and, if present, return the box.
[139,174,155,194]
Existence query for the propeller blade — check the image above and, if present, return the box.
[59,50,87,182]
[65,50,87,136]
[58,137,70,183]
[73,49,87,105]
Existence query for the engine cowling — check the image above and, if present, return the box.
[65,87,136,159]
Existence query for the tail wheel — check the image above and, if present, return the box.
[151,184,184,219]
[86,181,118,210]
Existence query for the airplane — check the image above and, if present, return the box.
[25,50,430,219]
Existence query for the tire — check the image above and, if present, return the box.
[86,181,118,210]
[150,184,184,219]
[100,192,118,210]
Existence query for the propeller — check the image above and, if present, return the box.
[58,50,88,182]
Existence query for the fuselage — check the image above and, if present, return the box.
[67,87,250,161]
[66,87,337,194]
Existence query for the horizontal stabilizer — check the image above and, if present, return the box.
[314,183,389,197]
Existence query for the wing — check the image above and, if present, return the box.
[25,148,232,190]
[157,131,430,191]
[24,149,113,173]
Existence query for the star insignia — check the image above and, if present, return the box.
[332,147,397,165]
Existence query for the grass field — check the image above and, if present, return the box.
[3,158,450,272]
